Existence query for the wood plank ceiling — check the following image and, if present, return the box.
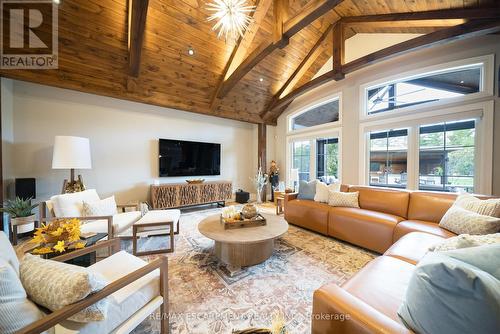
[0,0,498,125]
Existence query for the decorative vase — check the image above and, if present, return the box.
[241,204,258,219]
[256,186,263,204]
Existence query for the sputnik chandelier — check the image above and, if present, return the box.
[206,0,256,41]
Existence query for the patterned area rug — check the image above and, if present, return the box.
[128,206,376,334]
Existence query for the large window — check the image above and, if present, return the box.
[317,138,339,184]
[366,63,483,115]
[292,141,310,181]
[290,98,340,131]
[369,129,408,188]
[419,120,475,193]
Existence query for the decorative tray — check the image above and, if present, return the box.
[220,213,267,230]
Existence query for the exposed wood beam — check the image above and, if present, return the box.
[346,19,466,28]
[273,0,290,43]
[217,0,344,99]
[128,0,149,77]
[332,22,344,80]
[341,8,500,24]
[261,23,334,120]
[270,19,500,113]
[210,0,273,110]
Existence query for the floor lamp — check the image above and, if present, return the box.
[52,136,92,194]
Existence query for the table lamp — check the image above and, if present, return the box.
[52,136,92,193]
[290,168,299,192]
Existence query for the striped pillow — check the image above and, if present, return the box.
[454,193,500,217]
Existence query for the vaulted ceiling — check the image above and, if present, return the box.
[1,0,499,125]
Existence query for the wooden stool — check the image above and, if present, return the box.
[275,196,285,215]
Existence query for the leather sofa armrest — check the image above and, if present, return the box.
[312,284,411,334]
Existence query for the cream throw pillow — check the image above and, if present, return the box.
[328,191,360,208]
[454,193,500,217]
[314,182,341,203]
[82,196,118,217]
[439,206,500,235]
[20,254,109,323]
[429,233,500,252]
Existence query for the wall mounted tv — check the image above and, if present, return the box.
[159,139,221,177]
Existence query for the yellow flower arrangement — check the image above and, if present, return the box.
[31,218,86,255]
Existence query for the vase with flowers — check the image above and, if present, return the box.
[30,218,86,256]
[250,166,268,204]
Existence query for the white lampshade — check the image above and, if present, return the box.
[52,136,92,169]
[290,168,299,183]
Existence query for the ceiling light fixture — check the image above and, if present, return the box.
[460,80,464,84]
[53,0,60,4]
[259,78,264,82]
[206,0,255,41]
[188,47,195,56]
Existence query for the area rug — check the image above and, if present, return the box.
[129,206,376,334]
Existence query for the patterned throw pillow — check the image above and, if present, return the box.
[439,206,500,235]
[454,193,500,217]
[429,233,500,252]
[314,182,341,203]
[20,254,109,323]
[0,259,45,334]
[328,191,360,208]
[82,196,118,217]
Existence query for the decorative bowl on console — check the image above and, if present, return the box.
[186,179,205,184]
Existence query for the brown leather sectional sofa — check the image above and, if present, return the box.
[284,185,458,253]
[283,185,496,333]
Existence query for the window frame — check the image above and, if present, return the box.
[286,92,342,135]
[359,101,493,195]
[286,127,343,185]
[359,55,494,122]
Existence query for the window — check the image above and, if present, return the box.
[419,120,475,193]
[366,64,482,115]
[317,138,339,184]
[369,129,408,188]
[290,98,339,130]
[292,141,310,181]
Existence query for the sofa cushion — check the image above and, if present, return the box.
[57,251,161,334]
[384,232,445,265]
[20,254,109,322]
[314,181,340,203]
[407,191,457,223]
[298,180,317,200]
[393,220,456,242]
[51,189,100,217]
[284,199,329,235]
[0,259,45,334]
[348,186,410,218]
[329,207,404,253]
[80,211,142,235]
[343,256,415,323]
[82,196,118,217]
[0,231,20,276]
[439,205,500,235]
[398,245,500,334]
[454,192,500,217]
[429,233,500,252]
[328,191,359,208]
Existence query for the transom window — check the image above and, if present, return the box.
[366,64,482,115]
[290,98,340,131]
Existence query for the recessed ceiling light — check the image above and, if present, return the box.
[187,47,195,56]
[53,0,60,4]
[460,80,464,84]
[259,78,264,82]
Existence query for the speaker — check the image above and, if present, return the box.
[15,178,36,200]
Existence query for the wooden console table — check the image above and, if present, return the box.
[151,181,232,209]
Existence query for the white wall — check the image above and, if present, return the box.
[3,80,259,203]
[275,35,500,195]
[1,79,14,197]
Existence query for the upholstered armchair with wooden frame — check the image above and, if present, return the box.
[10,236,169,334]
[39,189,142,239]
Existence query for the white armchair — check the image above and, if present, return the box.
[40,189,142,238]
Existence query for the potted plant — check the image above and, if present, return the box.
[1,197,38,232]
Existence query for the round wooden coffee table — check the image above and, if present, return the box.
[198,213,289,269]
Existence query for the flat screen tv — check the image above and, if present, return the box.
[159,139,221,177]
